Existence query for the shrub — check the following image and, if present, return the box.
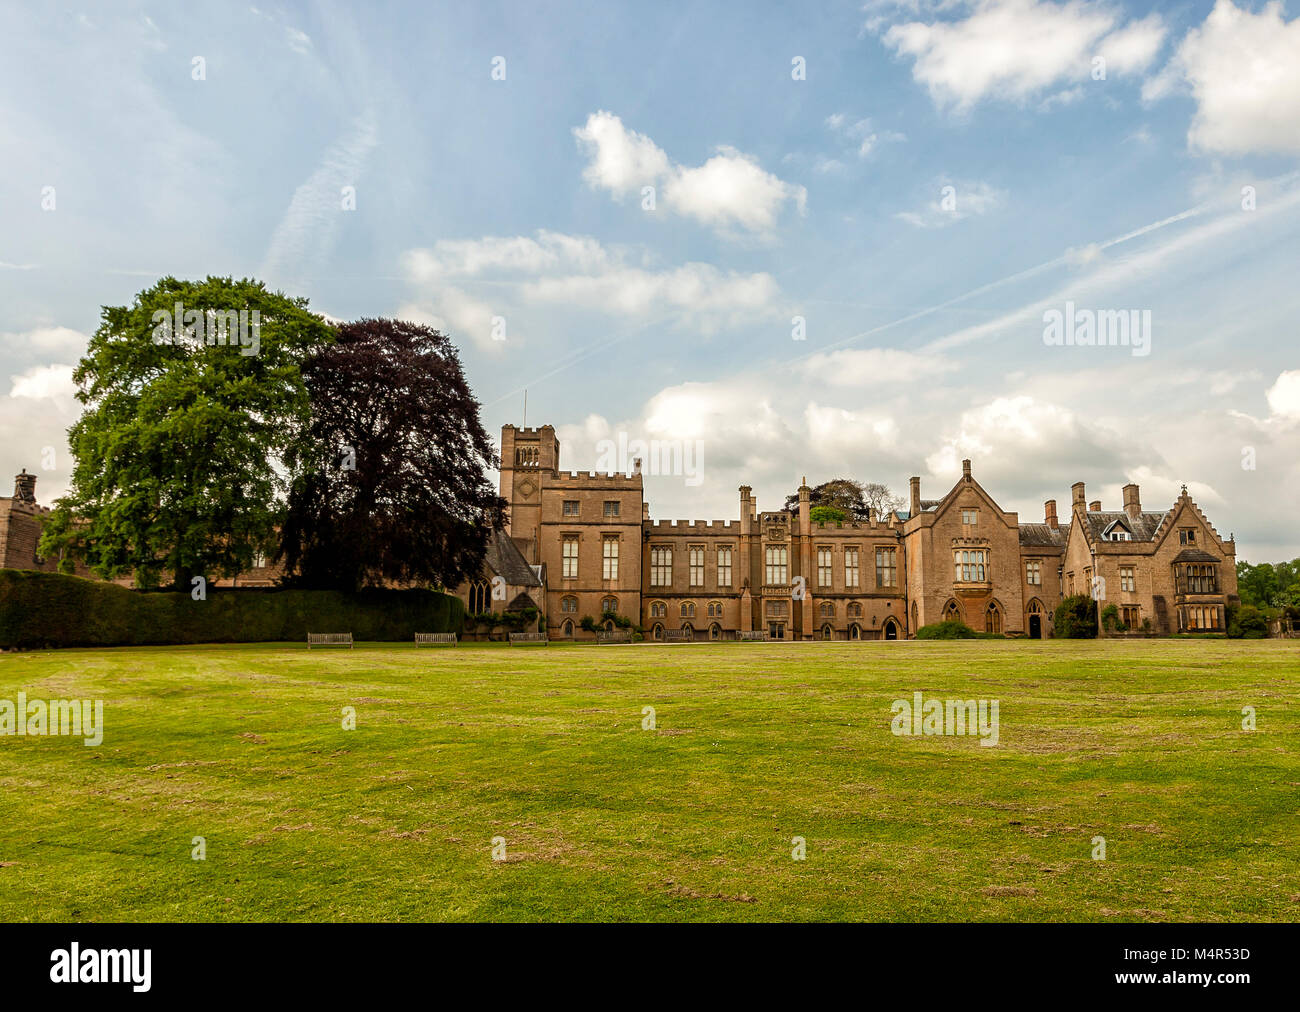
[1053,595,1098,638]
[915,619,978,639]
[1226,603,1269,639]
[1100,603,1126,633]
[0,569,463,649]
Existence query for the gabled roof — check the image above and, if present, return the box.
[485,528,542,587]
[1083,510,1169,543]
[1018,523,1066,549]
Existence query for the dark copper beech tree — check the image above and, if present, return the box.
[279,318,506,592]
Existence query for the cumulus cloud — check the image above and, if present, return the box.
[573,111,806,239]
[1265,369,1300,421]
[877,0,1165,112]
[1143,0,1300,156]
[9,363,77,403]
[799,347,956,386]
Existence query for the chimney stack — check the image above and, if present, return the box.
[1044,499,1058,529]
[909,476,921,516]
[1071,482,1086,511]
[1089,500,1102,512]
[1122,483,1141,518]
[13,469,36,503]
[739,485,753,534]
[962,459,972,480]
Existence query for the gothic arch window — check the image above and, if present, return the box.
[942,599,962,624]
[707,601,723,618]
[650,600,666,618]
[682,622,695,641]
[821,623,834,640]
[985,601,1003,635]
[681,602,696,618]
[561,595,578,614]
[652,623,664,640]
[469,581,491,614]
[709,623,722,640]
[847,602,863,619]
[819,601,834,618]
[601,596,618,614]
[603,618,615,632]
[848,623,862,641]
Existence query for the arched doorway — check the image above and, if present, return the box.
[985,601,1003,635]
[651,623,664,641]
[883,617,900,640]
[1026,598,1045,639]
[849,623,862,641]
[682,622,694,641]
[562,620,573,638]
[821,623,834,641]
[709,623,722,641]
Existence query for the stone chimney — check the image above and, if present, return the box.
[797,477,811,529]
[1071,482,1086,511]
[962,459,972,481]
[13,469,36,503]
[1122,483,1141,518]
[1089,500,1102,512]
[739,485,753,535]
[1044,499,1058,529]
[909,476,921,516]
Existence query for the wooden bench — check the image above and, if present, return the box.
[737,630,769,641]
[596,630,632,644]
[508,632,548,646]
[308,632,353,649]
[662,629,694,642]
[415,633,457,646]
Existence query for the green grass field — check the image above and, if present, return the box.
[1,639,1296,922]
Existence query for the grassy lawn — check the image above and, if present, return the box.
[0,639,1296,922]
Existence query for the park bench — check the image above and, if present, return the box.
[596,630,633,644]
[308,632,353,649]
[737,630,769,641]
[415,633,457,646]
[508,632,548,646]
[662,629,693,642]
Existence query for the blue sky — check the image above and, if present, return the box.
[3,0,1299,557]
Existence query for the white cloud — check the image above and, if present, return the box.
[823,113,906,158]
[573,111,806,239]
[799,348,956,386]
[9,363,76,402]
[896,179,1005,228]
[1,326,90,359]
[401,230,783,343]
[1265,370,1300,420]
[878,0,1165,112]
[1144,0,1300,156]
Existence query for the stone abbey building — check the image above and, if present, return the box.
[484,424,1239,640]
[2,422,1240,639]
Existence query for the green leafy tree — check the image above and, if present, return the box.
[1053,594,1098,638]
[40,277,333,589]
[785,478,903,521]
[809,504,848,524]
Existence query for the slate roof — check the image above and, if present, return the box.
[1172,547,1221,564]
[1083,510,1170,543]
[1018,523,1066,549]
[484,528,541,586]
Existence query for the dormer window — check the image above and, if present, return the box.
[1103,519,1132,542]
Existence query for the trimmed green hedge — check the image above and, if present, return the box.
[0,569,464,649]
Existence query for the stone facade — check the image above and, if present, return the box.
[496,424,1239,640]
